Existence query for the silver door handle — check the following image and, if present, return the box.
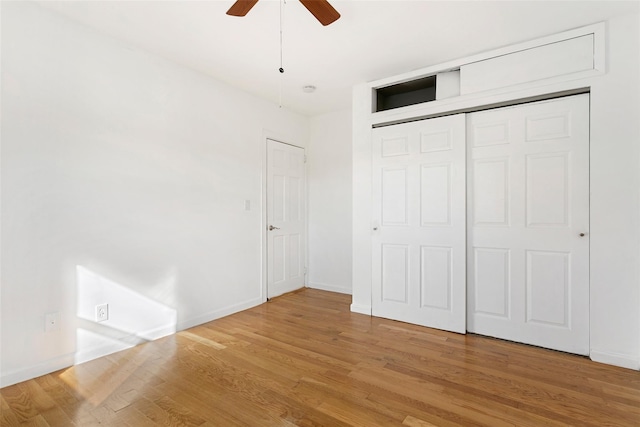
[269,225,280,231]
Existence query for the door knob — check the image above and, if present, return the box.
[269,225,280,231]
[579,232,586,237]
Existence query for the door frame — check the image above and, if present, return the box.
[260,131,308,302]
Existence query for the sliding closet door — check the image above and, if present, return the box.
[467,94,590,354]
[371,114,466,333]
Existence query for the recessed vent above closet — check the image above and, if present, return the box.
[375,76,437,112]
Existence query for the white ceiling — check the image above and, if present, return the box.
[36,0,639,117]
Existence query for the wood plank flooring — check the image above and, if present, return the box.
[2,289,639,426]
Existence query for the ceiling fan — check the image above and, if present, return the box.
[226,0,341,26]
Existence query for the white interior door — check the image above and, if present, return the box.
[372,114,466,333]
[267,139,306,299]
[467,94,590,354]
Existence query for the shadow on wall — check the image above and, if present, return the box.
[75,266,178,365]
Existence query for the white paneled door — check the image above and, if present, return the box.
[467,94,590,354]
[267,139,306,299]
[372,114,467,333]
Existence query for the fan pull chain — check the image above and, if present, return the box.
[278,0,285,108]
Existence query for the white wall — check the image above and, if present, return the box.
[352,13,640,369]
[588,13,640,368]
[307,110,352,294]
[0,2,309,387]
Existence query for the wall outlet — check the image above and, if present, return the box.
[45,312,60,332]
[96,304,109,322]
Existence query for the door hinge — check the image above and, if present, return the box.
[304,155,307,163]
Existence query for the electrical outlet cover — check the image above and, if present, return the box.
[96,303,109,322]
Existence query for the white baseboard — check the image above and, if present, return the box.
[74,322,177,366]
[307,282,352,295]
[75,341,136,366]
[590,350,639,370]
[177,297,263,331]
[139,324,178,341]
[1,353,75,388]
[350,303,371,315]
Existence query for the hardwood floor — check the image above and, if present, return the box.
[2,289,639,426]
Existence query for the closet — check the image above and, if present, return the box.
[371,94,590,354]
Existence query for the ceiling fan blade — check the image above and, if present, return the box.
[226,0,259,17]
[299,0,341,26]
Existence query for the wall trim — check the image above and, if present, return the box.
[177,297,263,331]
[307,282,352,295]
[73,323,177,366]
[74,341,137,367]
[1,353,75,389]
[590,350,640,371]
[350,303,372,315]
